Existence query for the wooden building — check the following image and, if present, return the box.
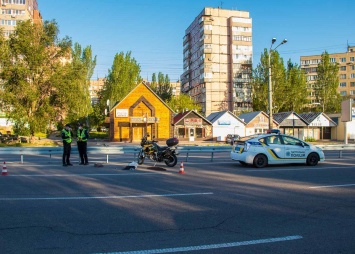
[109,82,174,142]
[173,110,212,141]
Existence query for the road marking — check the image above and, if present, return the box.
[0,192,213,201]
[246,165,355,172]
[5,172,171,177]
[310,183,355,189]
[93,235,303,254]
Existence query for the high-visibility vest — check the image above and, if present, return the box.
[77,128,87,142]
[62,129,72,143]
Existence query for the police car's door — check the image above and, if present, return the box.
[264,135,285,163]
[281,135,308,162]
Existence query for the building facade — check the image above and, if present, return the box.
[89,78,106,105]
[0,0,41,37]
[181,7,253,117]
[300,45,355,106]
[109,82,174,142]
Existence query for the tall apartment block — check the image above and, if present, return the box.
[181,7,252,117]
[0,0,41,37]
[300,46,355,106]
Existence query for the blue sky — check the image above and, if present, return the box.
[38,0,355,81]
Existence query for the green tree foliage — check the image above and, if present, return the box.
[251,49,308,113]
[150,72,172,102]
[0,20,96,136]
[100,51,141,109]
[167,93,201,113]
[314,51,342,113]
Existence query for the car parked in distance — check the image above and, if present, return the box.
[230,133,325,168]
[226,134,240,145]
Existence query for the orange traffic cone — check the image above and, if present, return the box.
[2,162,8,176]
[179,161,185,174]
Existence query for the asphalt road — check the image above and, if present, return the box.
[0,151,354,254]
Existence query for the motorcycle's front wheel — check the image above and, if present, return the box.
[164,153,177,167]
[137,150,145,165]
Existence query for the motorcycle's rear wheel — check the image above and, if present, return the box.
[137,150,145,165]
[164,154,177,167]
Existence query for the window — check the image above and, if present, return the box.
[350,90,355,95]
[283,136,303,146]
[340,66,346,71]
[350,57,355,61]
[330,58,336,63]
[339,82,347,87]
[351,82,355,87]
[340,57,346,62]
[340,74,346,79]
[340,91,347,96]
[351,73,355,78]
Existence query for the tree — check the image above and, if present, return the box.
[167,93,201,113]
[314,51,342,113]
[150,72,172,102]
[251,49,308,113]
[100,51,141,110]
[0,20,96,136]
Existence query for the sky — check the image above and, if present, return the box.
[38,0,355,82]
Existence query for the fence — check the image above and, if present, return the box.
[0,146,232,163]
[0,144,353,163]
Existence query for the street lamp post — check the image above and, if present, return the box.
[268,38,288,130]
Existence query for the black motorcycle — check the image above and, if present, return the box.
[137,134,179,167]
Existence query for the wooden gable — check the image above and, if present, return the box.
[109,82,174,142]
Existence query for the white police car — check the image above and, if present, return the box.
[230,134,325,168]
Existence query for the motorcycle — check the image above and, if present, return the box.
[137,134,179,167]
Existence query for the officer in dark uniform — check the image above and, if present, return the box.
[77,123,89,165]
[62,124,73,166]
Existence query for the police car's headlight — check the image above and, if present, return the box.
[244,142,251,152]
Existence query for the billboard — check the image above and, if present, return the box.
[341,99,352,122]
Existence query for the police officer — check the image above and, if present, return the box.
[62,124,73,166]
[77,123,89,165]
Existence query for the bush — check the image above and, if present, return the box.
[304,137,316,142]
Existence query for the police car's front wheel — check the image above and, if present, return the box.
[306,153,319,166]
[253,154,268,168]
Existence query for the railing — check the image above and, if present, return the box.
[0,146,232,163]
[1,144,354,163]
[316,144,355,158]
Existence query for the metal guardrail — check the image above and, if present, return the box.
[0,144,353,163]
[0,146,232,163]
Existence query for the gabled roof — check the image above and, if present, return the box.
[207,110,246,125]
[299,112,337,126]
[298,112,322,123]
[237,111,275,124]
[272,111,306,124]
[173,110,212,125]
[272,111,308,126]
[109,81,174,113]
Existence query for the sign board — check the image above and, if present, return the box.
[184,118,202,126]
[116,109,129,118]
[341,99,352,122]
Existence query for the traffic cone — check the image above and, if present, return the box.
[2,162,8,176]
[179,161,185,174]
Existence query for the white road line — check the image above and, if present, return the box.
[246,166,352,172]
[0,192,213,201]
[5,172,171,177]
[93,235,303,254]
[309,183,355,189]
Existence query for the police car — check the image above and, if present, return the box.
[230,133,325,168]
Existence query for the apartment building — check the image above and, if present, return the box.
[300,46,355,106]
[181,7,253,117]
[89,78,106,105]
[0,0,41,37]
